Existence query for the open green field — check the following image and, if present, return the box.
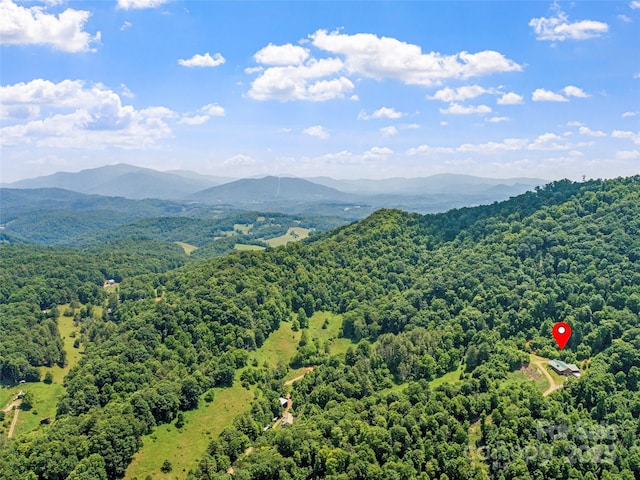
[508,364,550,392]
[0,388,16,410]
[233,223,253,234]
[429,364,465,389]
[234,244,265,251]
[14,382,65,436]
[39,305,84,384]
[125,382,253,480]
[128,313,348,479]
[265,227,311,247]
[176,242,198,255]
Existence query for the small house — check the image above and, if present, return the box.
[40,416,51,425]
[548,359,580,378]
[278,397,288,407]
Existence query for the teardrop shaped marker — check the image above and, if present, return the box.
[552,322,572,350]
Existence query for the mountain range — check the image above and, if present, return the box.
[3,164,547,210]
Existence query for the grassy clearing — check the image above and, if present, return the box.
[265,227,311,247]
[430,364,464,389]
[14,382,65,436]
[233,223,253,234]
[508,364,550,392]
[234,244,265,251]
[176,242,198,255]
[1,388,16,410]
[39,305,84,384]
[307,312,352,357]
[252,321,300,368]
[125,382,254,480]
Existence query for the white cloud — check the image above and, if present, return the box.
[497,92,523,105]
[201,103,225,116]
[631,1,640,9]
[117,0,170,9]
[179,115,209,125]
[380,126,398,137]
[406,144,455,155]
[120,21,132,31]
[428,85,490,102]
[618,14,632,23]
[0,79,176,148]
[358,106,405,120]
[529,8,608,41]
[532,88,568,102]
[457,138,529,153]
[363,146,393,160]
[248,58,354,101]
[622,111,637,118]
[303,125,329,139]
[528,132,572,151]
[563,85,589,98]
[0,0,100,52]
[616,150,640,160]
[439,103,491,115]
[254,43,310,65]
[310,29,522,86]
[612,130,640,144]
[120,83,134,98]
[578,126,606,137]
[178,52,225,68]
[487,116,509,123]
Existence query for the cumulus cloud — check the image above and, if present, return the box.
[612,130,640,144]
[117,0,170,9]
[303,125,329,139]
[310,29,522,86]
[457,138,529,153]
[439,103,491,115]
[178,52,225,68]
[428,85,490,102]
[631,1,640,9]
[254,43,309,65]
[0,0,100,52]
[487,116,509,123]
[201,103,225,116]
[497,92,524,105]
[563,85,589,98]
[578,126,606,137]
[246,30,522,101]
[532,88,568,102]
[248,58,354,101]
[0,79,176,148]
[380,126,398,137]
[529,7,608,41]
[622,111,637,118]
[120,21,132,31]
[358,107,405,120]
[363,146,393,160]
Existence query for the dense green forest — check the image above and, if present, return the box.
[1,177,639,479]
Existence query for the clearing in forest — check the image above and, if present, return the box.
[265,227,312,247]
[176,241,198,254]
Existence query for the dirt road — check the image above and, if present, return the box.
[530,356,563,396]
[4,400,22,439]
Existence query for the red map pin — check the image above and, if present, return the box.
[552,322,572,350]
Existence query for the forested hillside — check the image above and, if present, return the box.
[1,177,639,480]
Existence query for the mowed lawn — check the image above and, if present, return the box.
[125,383,253,480]
[40,305,84,384]
[234,244,265,251]
[14,382,65,436]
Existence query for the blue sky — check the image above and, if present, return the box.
[1,0,639,182]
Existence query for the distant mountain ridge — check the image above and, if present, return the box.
[6,164,234,200]
[187,176,355,205]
